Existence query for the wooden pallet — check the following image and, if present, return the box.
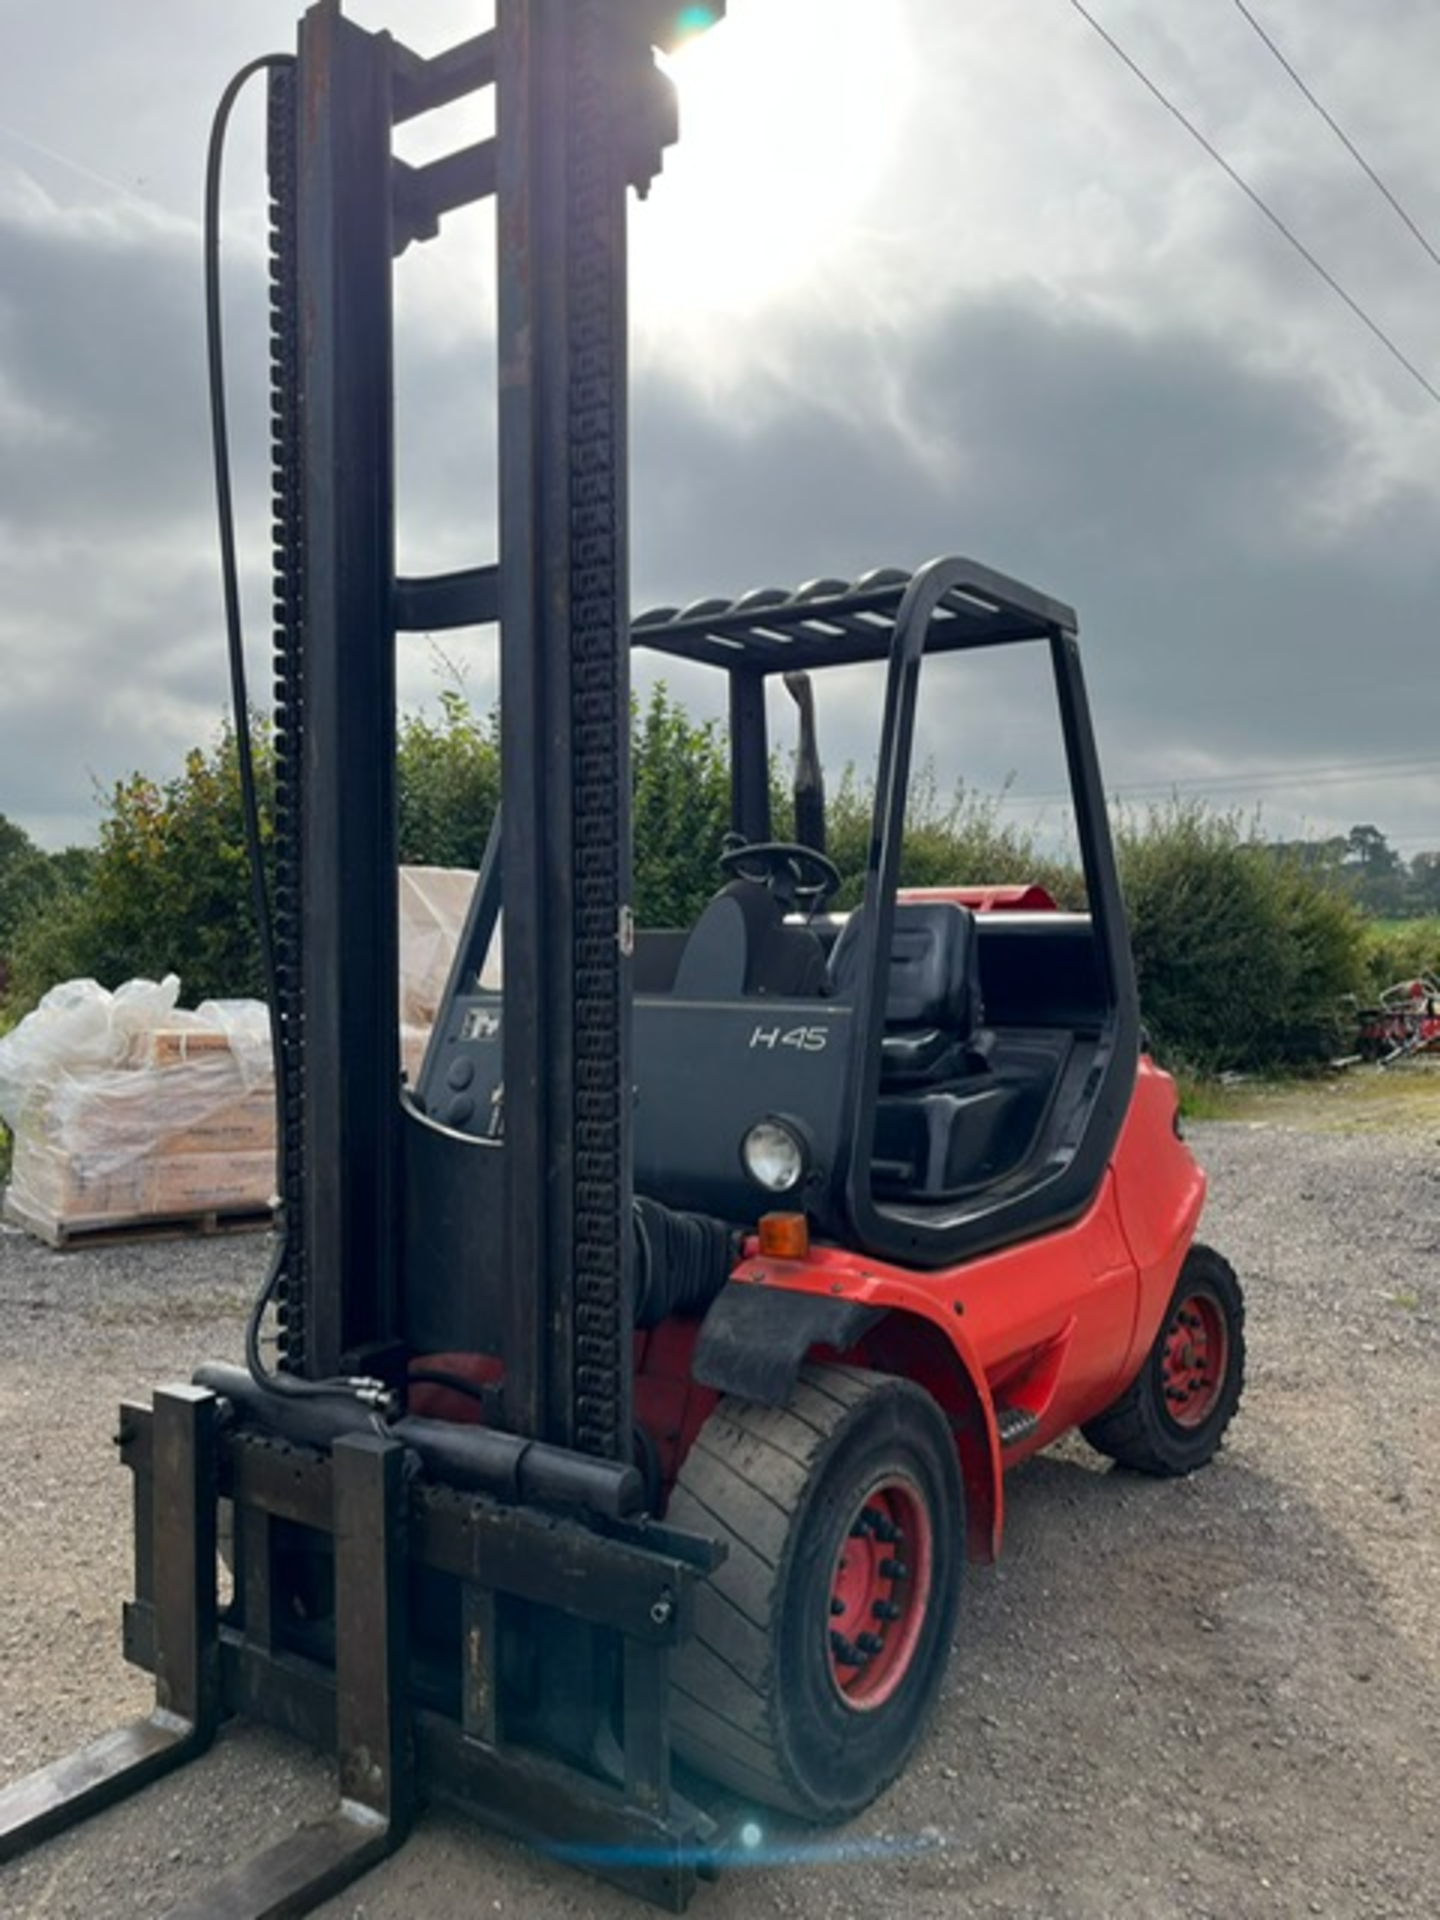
[1,1189,276,1251]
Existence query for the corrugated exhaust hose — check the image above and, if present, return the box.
[632,1196,742,1328]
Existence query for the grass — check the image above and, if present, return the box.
[1370,916,1440,939]
[1174,1073,1260,1122]
[1177,1056,1440,1136]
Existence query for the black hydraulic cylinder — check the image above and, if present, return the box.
[193,1363,645,1520]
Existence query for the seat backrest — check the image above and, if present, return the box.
[670,880,828,1000]
[828,899,982,1034]
[633,928,687,993]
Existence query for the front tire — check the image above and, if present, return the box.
[1083,1243,1245,1475]
[666,1364,963,1821]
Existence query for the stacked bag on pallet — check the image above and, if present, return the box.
[0,975,275,1242]
[399,865,478,1086]
[0,867,478,1245]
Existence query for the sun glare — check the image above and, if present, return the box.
[633,0,916,322]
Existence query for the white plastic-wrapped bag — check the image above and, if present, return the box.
[0,976,276,1243]
[0,975,182,1130]
[398,866,478,1084]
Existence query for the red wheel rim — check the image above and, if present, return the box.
[826,1474,935,1710]
[1160,1290,1228,1429]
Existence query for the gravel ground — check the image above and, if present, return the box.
[1,1115,1436,1919]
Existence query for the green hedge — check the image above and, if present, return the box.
[1115,801,1369,1072]
[1362,919,1440,998]
[3,710,1376,1079]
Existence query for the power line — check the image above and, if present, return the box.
[1230,0,1440,273]
[1116,756,1440,800]
[1064,0,1440,408]
[0,120,160,212]
[999,750,1440,810]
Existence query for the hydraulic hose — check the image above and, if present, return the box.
[204,55,393,1416]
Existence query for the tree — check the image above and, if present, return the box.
[1267,834,1347,879]
[396,690,501,869]
[1341,823,1406,916]
[4,691,735,1006]
[812,765,1080,911]
[0,817,96,1006]
[632,685,731,925]
[6,727,270,1008]
[0,816,46,967]
[1406,850,1440,917]
[1345,823,1399,878]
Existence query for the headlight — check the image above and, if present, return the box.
[741,1117,807,1193]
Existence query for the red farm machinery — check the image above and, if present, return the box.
[1352,976,1440,1063]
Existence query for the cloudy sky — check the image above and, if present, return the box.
[2,0,1438,860]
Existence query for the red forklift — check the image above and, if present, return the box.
[0,2,1243,1911]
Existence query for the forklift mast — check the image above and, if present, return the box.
[0,5,732,1910]
[271,0,689,1453]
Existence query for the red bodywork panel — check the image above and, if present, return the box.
[408,1330,720,1497]
[412,1062,1204,1571]
[899,883,1059,913]
[720,1058,1204,1562]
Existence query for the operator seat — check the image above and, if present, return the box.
[830,899,1026,1201]
[828,898,989,1082]
[670,879,829,999]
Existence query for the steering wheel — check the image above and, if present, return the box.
[719,839,842,913]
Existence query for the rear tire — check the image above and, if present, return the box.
[1083,1243,1245,1475]
[666,1364,962,1821]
